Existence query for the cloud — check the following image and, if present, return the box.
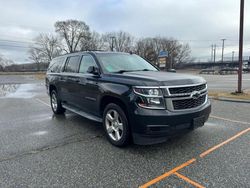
[0,0,249,63]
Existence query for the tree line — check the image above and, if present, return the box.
[0,55,14,72]
[2,19,192,71]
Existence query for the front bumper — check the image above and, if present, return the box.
[130,100,211,145]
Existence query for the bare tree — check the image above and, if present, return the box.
[80,31,105,51]
[115,31,134,52]
[102,31,134,52]
[28,33,62,70]
[54,19,90,53]
[0,54,14,71]
[135,37,191,66]
[135,38,157,62]
[102,33,115,51]
[176,43,191,64]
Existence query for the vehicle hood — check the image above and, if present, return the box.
[107,71,206,86]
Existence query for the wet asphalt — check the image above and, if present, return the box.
[0,74,249,187]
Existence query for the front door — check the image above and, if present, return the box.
[75,55,100,115]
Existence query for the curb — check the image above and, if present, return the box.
[209,96,250,103]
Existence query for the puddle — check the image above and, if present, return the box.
[0,84,41,98]
[0,84,19,97]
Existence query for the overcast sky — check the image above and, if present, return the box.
[0,0,250,63]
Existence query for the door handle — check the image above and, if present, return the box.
[60,77,66,81]
[67,77,79,82]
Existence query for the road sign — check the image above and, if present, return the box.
[158,51,168,58]
[158,57,166,68]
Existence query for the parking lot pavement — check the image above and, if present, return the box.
[199,73,250,92]
[179,133,250,188]
[0,78,249,187]
[0,74,42,84]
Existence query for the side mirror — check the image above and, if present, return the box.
[87,66,100,76]
[167,69,176,73]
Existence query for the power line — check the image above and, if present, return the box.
[0,39,34,44]
[0,44,31,49]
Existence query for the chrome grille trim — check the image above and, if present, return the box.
[160,82,207,97]
[161,82,208,111]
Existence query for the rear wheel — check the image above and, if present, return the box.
[50,90,65,114]
[103,103,130,147]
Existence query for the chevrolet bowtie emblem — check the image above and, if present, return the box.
[190,91,201,99]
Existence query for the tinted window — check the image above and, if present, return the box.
[48,57,65,73]
[79,55,97,73]
[64,56,80,73]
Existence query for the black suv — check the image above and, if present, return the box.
[46,51,211,146]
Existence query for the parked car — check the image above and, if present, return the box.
[46,51,211,146]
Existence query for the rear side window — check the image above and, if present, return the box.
[48,57,65,73]
[64,56,80,73]
[79,55,97,73]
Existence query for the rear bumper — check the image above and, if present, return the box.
[130,101,211,145]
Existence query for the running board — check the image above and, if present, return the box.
[62,103,102,123]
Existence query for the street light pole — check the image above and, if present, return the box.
[238,0,244,93]
[213,44,216,63]
[232,51,235,62]
[110,36,115,51]
[211,44,214,62]
[221,39,226,63]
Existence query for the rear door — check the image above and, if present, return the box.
[61,55,80,105]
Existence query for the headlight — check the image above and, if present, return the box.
[133,87,165,109]
[133,87,163,97]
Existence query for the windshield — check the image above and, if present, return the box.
[96,53,158,73]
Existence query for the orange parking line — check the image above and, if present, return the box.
[139,158,196,188]
[140,119,250,187]
[174,172,205,188]
[210,115,250,125]
[200,127,250,158]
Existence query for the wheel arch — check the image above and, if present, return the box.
[100,95,129,118]
[49,84,57,95]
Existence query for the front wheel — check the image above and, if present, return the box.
[50,90,65,114]
[103,103,130,147]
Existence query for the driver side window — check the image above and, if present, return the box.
[79,55,97,73]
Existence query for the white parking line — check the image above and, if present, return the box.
[210,115,250,125]
[35,98,50,107]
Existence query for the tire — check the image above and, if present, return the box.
[50,90,65,114]
[103,103,130,147]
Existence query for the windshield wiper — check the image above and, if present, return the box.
[114,70,135,73]
[114,69,153,73]
[134,69,155,71]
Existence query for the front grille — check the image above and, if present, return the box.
[172,94,206,110]
[169,84,206,95]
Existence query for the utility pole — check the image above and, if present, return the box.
[221,39,226,62]
[110,36,115,51]
[238,0,244,93]
[232,51,235,62]
[213,44,216,63]
[211,44,214,62]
